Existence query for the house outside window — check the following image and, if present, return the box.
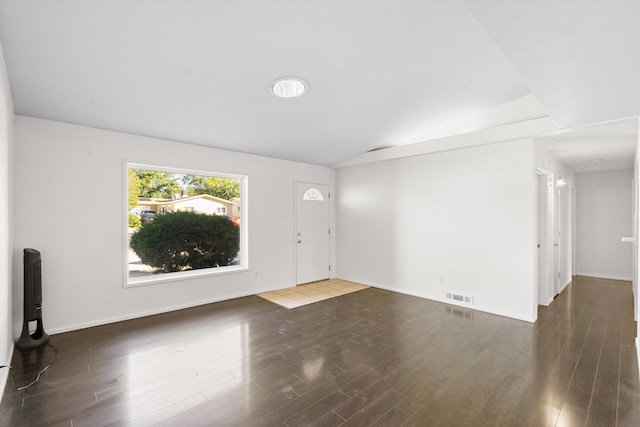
[126,163,247,286]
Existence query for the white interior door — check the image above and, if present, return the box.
[296,182,330,285]
[553,175,562,297]
[537,172,550,305]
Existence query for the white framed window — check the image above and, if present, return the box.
[125,162,248,287]
[302,187,324,201]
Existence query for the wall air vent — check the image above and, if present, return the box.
[445,292,474,305]
[366,145,393,152]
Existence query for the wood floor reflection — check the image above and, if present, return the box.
[1,276,639,426]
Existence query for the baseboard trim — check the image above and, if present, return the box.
[541,280,572,306]
[0,344,14,405]
[574,272,633,282]
[47,286,289,335]
[336,276,536,323]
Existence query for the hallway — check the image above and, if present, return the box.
[535,276,639,426]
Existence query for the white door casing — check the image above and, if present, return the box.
[296,182,330,285]
[537,168,559,306]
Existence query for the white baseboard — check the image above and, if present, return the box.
[47,286,287,335]
[541,281,571,306]
[574,272,633,282]
[336,276,536,323]
[0,345,14,405]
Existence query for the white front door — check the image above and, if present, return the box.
[296,182,330,285]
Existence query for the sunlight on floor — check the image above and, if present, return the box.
[257,279,369,309]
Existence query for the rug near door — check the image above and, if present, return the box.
[257,279,369,309]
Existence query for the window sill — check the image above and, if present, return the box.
[125,265,248,288]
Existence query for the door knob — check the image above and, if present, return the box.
[298,240,302,243]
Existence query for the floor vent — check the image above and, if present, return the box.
[445,292,474,305]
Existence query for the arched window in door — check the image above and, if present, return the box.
[302,187,324,201]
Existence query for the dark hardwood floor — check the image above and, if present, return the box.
[1,276,639,426]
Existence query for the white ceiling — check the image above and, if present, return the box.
[536,117,638,174]
[0,0,638,169]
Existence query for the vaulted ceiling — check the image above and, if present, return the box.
[0,0,638,168]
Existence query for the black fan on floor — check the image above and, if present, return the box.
[17,248,49,349]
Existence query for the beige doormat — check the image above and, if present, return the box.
[257,279,369,309]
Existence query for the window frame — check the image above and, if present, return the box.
[124,162,248,288]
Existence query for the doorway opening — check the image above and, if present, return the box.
[537,169,554,305]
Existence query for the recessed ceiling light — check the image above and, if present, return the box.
[590,158,604,163]
[271,77,307,99]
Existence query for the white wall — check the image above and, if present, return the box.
[12,116,334,334]
[635,123,640,367]
[575,170,633,280]
[335,140,537,322]
[0,42,14,403]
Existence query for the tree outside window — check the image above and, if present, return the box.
[126,164,246,285]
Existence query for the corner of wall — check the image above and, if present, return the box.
[636,120,640,343]
[0,345,13,405]
[0,39,15,405]
[637,337,640,379]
